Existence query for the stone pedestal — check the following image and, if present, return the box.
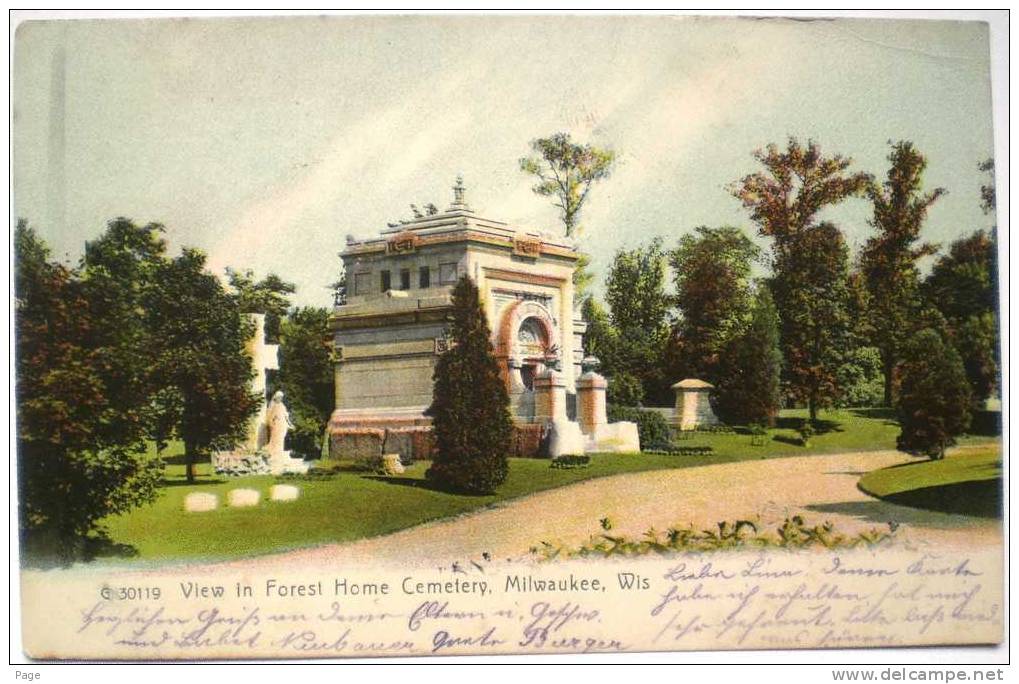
[576,371,608,434]
[672,378,720,431]
[534,368,568,423]
[587,422,640,453]
[546,419,586,457]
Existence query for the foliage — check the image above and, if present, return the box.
[771,223,853,419]
[896,329,972,459]
[329,267,347,306]
[531,516,896,560]
[642,445,713,456]
[580,297,621,372]
[606,237,670,335]
[278,307,335,458]
[550,455,591,470]
[604,238,673,403]
[226,267,296,343]
[713,285,783,425]
[606,404,671,449]
[861,141,944,405]
[519,132,615,238]
[731,138,871,241]
[835,346,885,408]
[519,132,615,300]
[605,370,644,406]
[731,138,868,420]
[669,226,760,381]
[426,277,513,494]
[145,249,261,482]
[796,422,815,447]
[978,158,995,214]
[924,230,999,402]
[15,221,163,561]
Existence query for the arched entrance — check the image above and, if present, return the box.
[495,299,558,394]
[517,316,548,390]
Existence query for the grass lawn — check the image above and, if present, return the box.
[857,444,1002,518]
[95,408,999,564]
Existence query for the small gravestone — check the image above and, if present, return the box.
[380,453,405,476]
[184,492,218,513]
[269,484,300,502]
[227,488,261,508]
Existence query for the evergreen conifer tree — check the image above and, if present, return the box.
[426,276,512,493]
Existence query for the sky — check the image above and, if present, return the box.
[12,14,997,307]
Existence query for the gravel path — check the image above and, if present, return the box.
[211,446,1001,571]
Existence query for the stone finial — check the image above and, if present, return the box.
[449,174,471,211]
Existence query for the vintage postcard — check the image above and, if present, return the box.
[11,13,1006,663]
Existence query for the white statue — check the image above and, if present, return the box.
[266,391,293,459]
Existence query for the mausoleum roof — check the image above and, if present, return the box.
[341,176,577,259]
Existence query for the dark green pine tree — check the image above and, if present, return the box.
[896,328,972,460]
[426,276,512,494]
[713,286,783,426]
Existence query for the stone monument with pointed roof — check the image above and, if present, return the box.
[671,378,720,431]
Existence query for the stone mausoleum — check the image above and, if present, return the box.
[327,178,638,462]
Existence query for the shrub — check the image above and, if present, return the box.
[606,404,671,449]
[643,445,713,456]
[897,328,972,459]
[797,422,815,447]
[550,455,591,469]
[530,515,897,560]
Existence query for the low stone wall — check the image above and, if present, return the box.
[329,427,385,469]
[510,423,545,458]
[383,426,435,465]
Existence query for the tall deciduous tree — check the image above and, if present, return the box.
[519,132,615,301]
[896,328,972,459]
[861,141,944,406]
[604,238,673,404]
[426,276,512,494]
[713,285,783,426]
[16,221,162,560]
[669,226,760,382]
[770,223,853,420]
[278,307,335,457]
[731,139,869,420]
[80,218,169,449]
[146,249,260,482]
[924,230,999,402]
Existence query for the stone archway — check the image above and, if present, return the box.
[495,299,557,392]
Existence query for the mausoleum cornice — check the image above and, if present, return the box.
[342,226,578,261]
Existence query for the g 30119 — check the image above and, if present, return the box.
[100,584,161,601]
